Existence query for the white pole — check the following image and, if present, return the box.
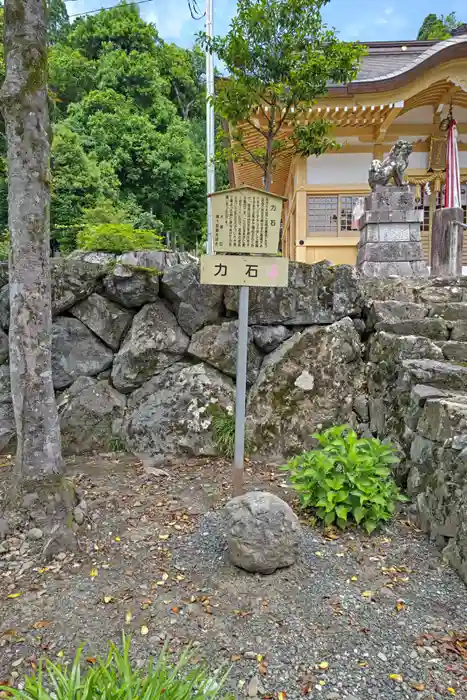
[233,285,249,496]
[205,0,215,254]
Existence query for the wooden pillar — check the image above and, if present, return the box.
[431,207,464,277]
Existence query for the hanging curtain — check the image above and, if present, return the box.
[445,118,462,209]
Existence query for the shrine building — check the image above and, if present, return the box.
[229,31,467,266]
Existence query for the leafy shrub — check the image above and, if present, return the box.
[1,635,232,699]
[281,425,407,534]
[77,223,166,254]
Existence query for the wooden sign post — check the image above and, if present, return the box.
[200,187,288,495]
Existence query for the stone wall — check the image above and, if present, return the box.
[1,253,467,581]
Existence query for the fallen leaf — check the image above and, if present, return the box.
[103,596,113,604]
[447,689,456,696]
[56,651,64,658]
[89,568,98,578]
[257,654,264,662]
[161,572,169,581]
[411,682,425,691]
[362,590,374,598]
[358,661,368,667]
[140,625,149,636]
[176,574,185,581]
[141,599,152,610]
[230,654,241,662]
[395,600,406,612]
[114,536,121,542]
[86,657,97,665]
[159,534,169,541]
[7,593,21,599]
[388,674,403,682]
[171,606,180,614]
[32,621,50,630]
[314,551,324,557]
[258,663,267,676]
[125,611,133,624]
[318,661,329,670]
[350,576,358,582]
[278,692,287,700]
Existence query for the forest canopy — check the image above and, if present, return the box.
[0,0,219,252]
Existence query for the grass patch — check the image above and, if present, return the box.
[210,405,252,459]
[0,635,232,699]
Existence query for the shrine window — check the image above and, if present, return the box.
[307,194,365,237]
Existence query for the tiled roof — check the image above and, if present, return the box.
[354,41,436,81]
[328,34,467,94]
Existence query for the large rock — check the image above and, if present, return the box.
[102,265,160,309]
[51,259,105,315]
[0,365,15,452]
[0,286,9,331]
[51,317,114,389]
[117,250,191,272]
[57,376,126,455]
[111,301,189,393]
[223,491,301,574]
[188,321,263,385]
[123,362,235,458]
[247,317,364,457]
[161,262,223,335]
[251,325,293,353]
[225,262,362,325]
[70,293,133,350]
[0,260,105,329]
[0,328,8,364]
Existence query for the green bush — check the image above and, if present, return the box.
[1,635,232,699]
[77,223,166,254]
[281,425,407,534]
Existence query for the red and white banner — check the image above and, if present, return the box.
[445,119,462,209]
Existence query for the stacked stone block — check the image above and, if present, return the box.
[357,185,429,277]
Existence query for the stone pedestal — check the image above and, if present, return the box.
[357,185,429,278]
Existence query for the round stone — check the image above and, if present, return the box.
[223,491,301,574]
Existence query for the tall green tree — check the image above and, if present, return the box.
[417,12,463,40]
[201,0,365,190]
[47,0,69,44]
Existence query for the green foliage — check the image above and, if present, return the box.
[68,3,159,59]
[51,125,113,252]
[77,223,165,254]
[0,635,232,699]
[200,0,365,189]
[281,425,407,534]
[417,12,463,40]
[0,2,208,253]
[47,0,70,45]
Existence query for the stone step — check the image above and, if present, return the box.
[399,358,467,392]
[436,341,467,364]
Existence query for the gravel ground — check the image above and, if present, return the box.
[0,455,466,699]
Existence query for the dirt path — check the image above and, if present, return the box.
[1,456,466,699]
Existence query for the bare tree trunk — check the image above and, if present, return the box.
[1,0,63,480]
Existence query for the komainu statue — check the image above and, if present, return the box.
[368,140,412,190]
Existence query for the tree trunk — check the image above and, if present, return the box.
[1,0,63,480]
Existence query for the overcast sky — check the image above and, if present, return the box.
[65,0,466,47]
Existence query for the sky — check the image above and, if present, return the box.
[65,0,466,47]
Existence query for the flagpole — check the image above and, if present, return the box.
[206,0,215,254]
